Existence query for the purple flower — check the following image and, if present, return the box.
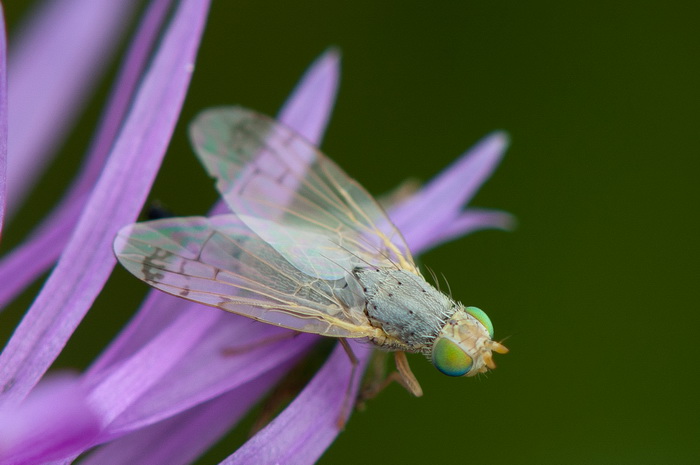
[0,0,513,463]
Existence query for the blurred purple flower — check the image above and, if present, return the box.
[0,0,513,464]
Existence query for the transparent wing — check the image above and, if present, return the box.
[188,106,419,280]
[114,215,374,338]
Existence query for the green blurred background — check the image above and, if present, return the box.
[3,1,698,463]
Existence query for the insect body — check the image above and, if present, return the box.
[114,107,507,396]
[353,267,506,378]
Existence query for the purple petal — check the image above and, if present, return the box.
[85,291,212,377]
[105,330,314,435]
[278,48,340,143]
[406,208,515,254]
[0,376,101,464]
[0,0,173,310]
[389,131,510,250]
[225,341,371,465]
[0,0,210,408]
[6,0,137,217]
[82,369,292,465]
[86,303,222,428]
[0,8,7,238]
[87,310,315,436]
[0,199,83,309]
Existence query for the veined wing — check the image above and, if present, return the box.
[188,107,419,280]
[114,215,373,338]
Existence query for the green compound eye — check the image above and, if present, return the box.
[432,338,473,377]
[466,306,494,338]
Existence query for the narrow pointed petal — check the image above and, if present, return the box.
[104,331,314,436]
[6,0,137,217]
[225,341,370,465]
[0,376,101,464]
[86,304,222,427]
[0,0,210,408]
[0,0,174,310]
[83,370,289,465]
[407,208,516,253]
[88,309,313,436]
[0,7,7,239]
[0,200,82,309]
[389,131,510,244]
[278,48,340,143]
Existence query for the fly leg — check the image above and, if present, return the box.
[337,339,359,430]
[219,329,305,436]
[394,351,423,396]
[359,351,423,403]
[247,356,309,437]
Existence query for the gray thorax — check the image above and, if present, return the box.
[354,268,457,353]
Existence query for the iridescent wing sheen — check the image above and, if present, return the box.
[114,215,373,337]
[188,107,419,280]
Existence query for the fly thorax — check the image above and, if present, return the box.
[430,306,509,377]
[355,268,456,352]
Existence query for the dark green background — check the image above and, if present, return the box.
[3,1,698,463]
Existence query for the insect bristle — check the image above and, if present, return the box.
[441,272,453,299]
[424,265,439,291]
